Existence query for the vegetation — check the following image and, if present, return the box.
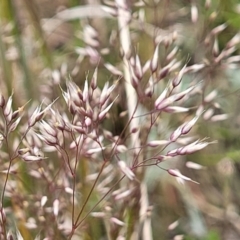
[0,0,240,239]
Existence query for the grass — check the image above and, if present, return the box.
[0,0,240,239]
